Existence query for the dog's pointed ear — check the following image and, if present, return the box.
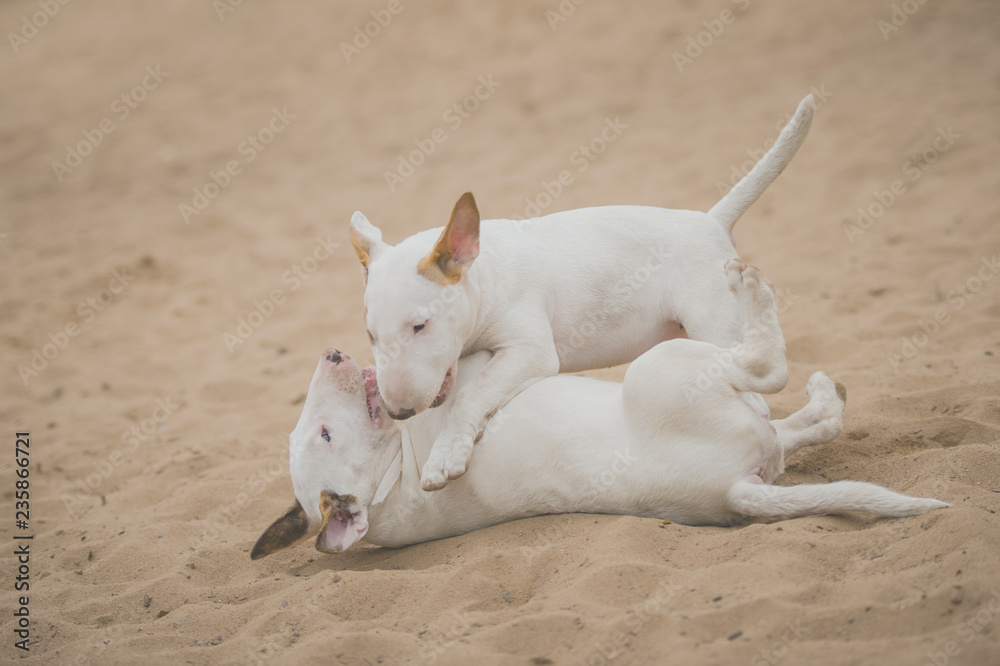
[417,192,480,285]
[350,212,388,280]
[251,499,313,560]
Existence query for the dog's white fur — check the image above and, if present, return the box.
[350,95,816,491]
[252,262,947,558]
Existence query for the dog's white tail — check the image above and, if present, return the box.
[727,479,949,520]
[708,94,816,233]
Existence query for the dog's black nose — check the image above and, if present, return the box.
[387,407,416,420]
[324,349,343,364]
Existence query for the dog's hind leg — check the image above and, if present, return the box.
[772,372,846,456]
[727,479,949,520]
[720,260,788,395]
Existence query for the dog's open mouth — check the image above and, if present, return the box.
[430,367,454,408]
[360,366,382,427]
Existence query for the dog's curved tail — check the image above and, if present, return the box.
[727,479,949,520]
[707,94,815,233]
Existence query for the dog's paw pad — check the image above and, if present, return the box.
[806,372,844,404]
[744,264,771,291]
[420,457,451,491]
[805,371,833,396]
[442,451,471,479]
[420,472,450,492]
[834,382,847,406]
[804,372,846,425]
[729,261,775,308]
[725,259,748,290]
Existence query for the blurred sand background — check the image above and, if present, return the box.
[2,0,999,663]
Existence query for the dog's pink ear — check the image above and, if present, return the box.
[418,192,480,285]
[443,192,480,266]
[350,212,388,279]
[314,491,368,554]
[251,499,314,560]
[316,511,367,552]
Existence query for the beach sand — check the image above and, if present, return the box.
[2,0,999,663]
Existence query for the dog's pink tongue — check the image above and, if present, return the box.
[361,366,381,426]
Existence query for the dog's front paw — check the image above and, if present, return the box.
[420,435,474,491]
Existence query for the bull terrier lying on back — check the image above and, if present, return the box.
[350,95,816,491]
[252,262,946,558]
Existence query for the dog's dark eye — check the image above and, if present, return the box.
[321,427,331,443]
[413,322,426,333]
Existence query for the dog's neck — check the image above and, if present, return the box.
[369,421,406,488]
[365,423,423,541]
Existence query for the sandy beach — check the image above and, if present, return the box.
[2,0,999,663]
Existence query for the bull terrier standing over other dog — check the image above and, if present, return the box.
[252,261,947,559]
[350,95,816,491]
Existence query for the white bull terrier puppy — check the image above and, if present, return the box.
[350,95,817,491]
[252,262,946,559]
